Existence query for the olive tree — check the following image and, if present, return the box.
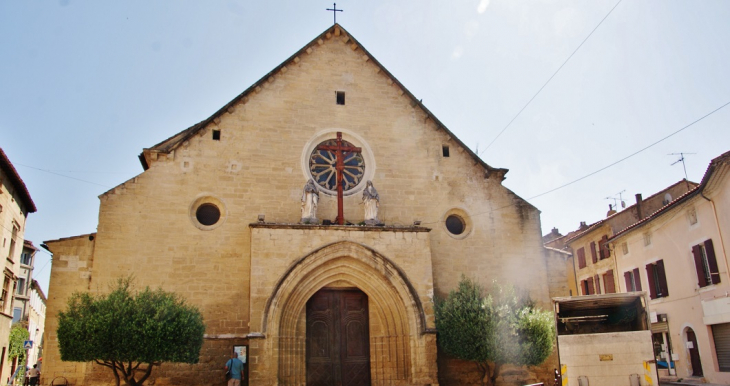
[57,278,205,386]
[434,276,555,386]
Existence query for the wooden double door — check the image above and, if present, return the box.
[306,289,371,386]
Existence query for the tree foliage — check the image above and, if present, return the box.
[9,325,29,382]
[57,278,205,386]
[434,276,555,386]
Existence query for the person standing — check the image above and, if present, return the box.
[27,365,40,386]
[224,351,244,386]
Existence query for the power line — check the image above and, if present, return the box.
[423,99,730,225]
[481,0,623,154]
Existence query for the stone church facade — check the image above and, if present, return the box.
[43,25,558,386]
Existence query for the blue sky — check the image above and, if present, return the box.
[2,0,729,294]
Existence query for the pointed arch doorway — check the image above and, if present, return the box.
[306,288,371,386]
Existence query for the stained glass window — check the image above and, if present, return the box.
[309,139,365,192]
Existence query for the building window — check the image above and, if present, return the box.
[646,260,669,299]
[599,235,610,259]
[195,204,221,226]
[11,308,21,324]
[16,278,24,295]
[602,270,616,293]
[442,146,450,157]
[577,247,586,269]
[445,215,465,235]
[692,239,720,287]
[309,138,365,192]
[624,268,642,292]
[7,224,18,261]
[590,241,598,263]
[336,91,345,105]
[0,277,9,311]
[621,242,629,255]
[20,253,31,266]
[581,277,596,295]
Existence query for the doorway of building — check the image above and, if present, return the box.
[306,288,371,386]
[686,328,703,377]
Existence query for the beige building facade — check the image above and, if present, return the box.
[44,24,561,386]
[565,180,696,297]
[609,150,730,384]
[0,148,36,382]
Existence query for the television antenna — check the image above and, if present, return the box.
[669,152,696,189]
[605,189,627,210]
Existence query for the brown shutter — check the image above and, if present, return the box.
[577,247,586,269]
[599,235,610,259]
[624,271,633,291]
[604,270,616,293]
[590,242,598,263]
[587,277,595,295]
[633,268,642,291]
[705,239,721,284]
[581,280,589,295]
[656,259,669,297]
[646,264,657,299]
[692,244,708,288]
[594,275,601,294]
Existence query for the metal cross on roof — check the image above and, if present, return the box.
[326,3,343,24]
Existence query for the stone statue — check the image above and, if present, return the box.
[301,179,319,223]
[362,180,380,225]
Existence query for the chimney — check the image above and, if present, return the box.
[579,221,588,230]
[635,194,643,220]
[607,204,617,217]
[551,227,560,236]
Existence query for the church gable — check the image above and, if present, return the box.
[44,23,556,386]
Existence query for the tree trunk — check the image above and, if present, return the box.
[476,362,489,386]
[489,362,502,386]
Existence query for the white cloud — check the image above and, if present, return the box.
[452,46,464,59]
[477,0,490,14]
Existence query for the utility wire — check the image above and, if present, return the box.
[424,99,730,225]
[481,0,623,154]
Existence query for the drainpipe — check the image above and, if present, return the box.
[701,192,729,283]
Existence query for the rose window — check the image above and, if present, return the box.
[309,139,365,192]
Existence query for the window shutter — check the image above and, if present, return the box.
[594,275,601,294]
[577,247,586,269]
[587,277,595,295]
[692,244,708,288]
[599,235,610,259]
[646,264,657,299]
[656,259,669,297]
[604,270,616,293]
[624,271,633,291]
[590,242,598,263]
[705,239,721,284]
[581,280,588,295]
[633,268,642,291]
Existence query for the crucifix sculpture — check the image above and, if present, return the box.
[315,132,362,225]
[326,3,343,24]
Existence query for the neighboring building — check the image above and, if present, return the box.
[565,180,696,297]
[0,148,37,381]
[609,150,730,383]
[13,241,36,325]
[26,280,46,369]
[43,24,561,386]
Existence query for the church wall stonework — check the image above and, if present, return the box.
[43,25,556,385]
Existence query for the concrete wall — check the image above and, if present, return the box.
[558,331,657,386]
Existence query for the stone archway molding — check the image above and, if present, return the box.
[262,240,428,334]
[262,240,431,385]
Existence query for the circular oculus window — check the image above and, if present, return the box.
[445,215,466,235]
[189,195,227,231]
[196,203,221,226]
[309,138,366,193]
